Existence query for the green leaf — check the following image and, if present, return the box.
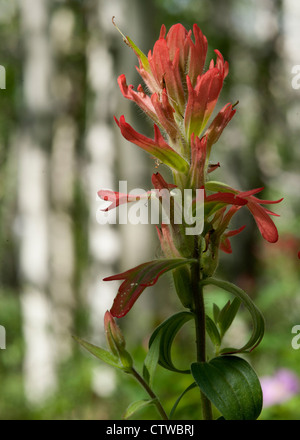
[73,335,124,370]
[123,399,157,420]
[143,332,162,386]
[148,311,194,374]
[205,181,235,193]
[191,356,263,420]
[169,382,197,419]
[201,278,265,354]
[213,303,220,323]
[219,297,241,338]
[126,36,150,71]
[205,314,221,348]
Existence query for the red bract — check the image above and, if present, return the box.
[206,183,283,244]
[97,189,150,211]
[220,226,247,254]
[114,115,189,173]
[205,103,236,152]
[118,74,157,122]
[237,188,283,243]
[185,62,227,140]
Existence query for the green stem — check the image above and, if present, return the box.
[131,367,169,420]
[191,237,213,420]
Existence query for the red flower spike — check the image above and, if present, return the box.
[105,258,196,318]
[115,115,189,173]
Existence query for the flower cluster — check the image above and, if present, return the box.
[98,23,282,318]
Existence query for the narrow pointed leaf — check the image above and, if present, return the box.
[126,36,150,71]
[123,399,157,420]
[149,311,194,374]
[213,303,220,323]
[205,314,221,347]
[169,382,197,419]
[220,297,241,337]
[191,356,263,420]
[143,332,162,386]
[73,335,123,370]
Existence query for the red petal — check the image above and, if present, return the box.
[220,237,232,254]
[206,103,236,150]
[247,200,279,243]
[97,189,150,211]
[225,225,246,238]
[118,74,157,121]
[115,115,189,172]
[205,192,247,206]
[151,172,176,190]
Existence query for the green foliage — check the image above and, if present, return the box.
[148,311,194,374]
[202,278,265,354]
[191,356,263,420]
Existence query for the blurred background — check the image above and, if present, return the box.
[0,0,299,420]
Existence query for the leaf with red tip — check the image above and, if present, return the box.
[115,115,189,173]
[105,258,196,318]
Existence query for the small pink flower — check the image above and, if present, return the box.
[260,369,300,408]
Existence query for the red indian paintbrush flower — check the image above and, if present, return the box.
[98,21,283,318]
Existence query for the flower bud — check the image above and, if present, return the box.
[104,311,133,370]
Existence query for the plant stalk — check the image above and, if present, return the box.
[191,237,213,420]
[131,367,169,420]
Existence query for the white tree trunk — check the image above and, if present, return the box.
[17,0,56,405]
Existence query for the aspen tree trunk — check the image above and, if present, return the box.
[83,0,155,395]
[17,0,56,404]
